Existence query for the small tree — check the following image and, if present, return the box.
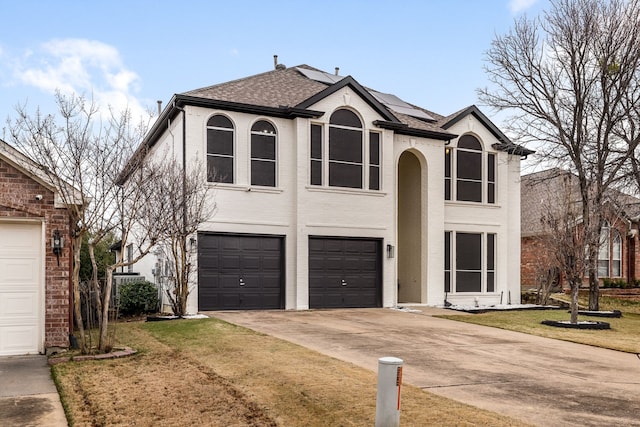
[139,158,213,317]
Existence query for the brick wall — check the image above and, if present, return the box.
[0,158,71,350]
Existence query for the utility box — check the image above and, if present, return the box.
[375,356,403,427]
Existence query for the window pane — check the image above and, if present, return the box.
[445,177,451,200]
[598,260,609,277]
[457,151,482,180]
[207,156,233,183]
[487,272,495,292]
[329,162,362,188]
[445,231,451,269]
[251,120,275,134]
[329,127,363,163]
[311,159,322,185]
[369,166,380,190]
[487,234,495,269]
[457,180,482,202]
[488,153,495,181]
[207,129,233,155]
[613,260,621,277]
[207,115,233,129]
[457,233,481,270]
[488,183,495,204]
[458,134,482,150]
[445,272,451,293]
[311,125,322,159]
[369,133,380,165]
[251,134,276,160]
[330,109,362,127]
[251,160,276,187]
[445,149,451,178]
[456,272,482,292]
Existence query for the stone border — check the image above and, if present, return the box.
[48,347,137,365]
[541,320,610,329]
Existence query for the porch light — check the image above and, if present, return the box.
[386,244,395,259]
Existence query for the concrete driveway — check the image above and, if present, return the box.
[0,355,67,427]
[211,308,640,427]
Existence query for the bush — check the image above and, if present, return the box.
[118,281,159,315]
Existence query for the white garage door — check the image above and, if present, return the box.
[0,222,43,355]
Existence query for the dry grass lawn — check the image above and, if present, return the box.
[52,319,528,427]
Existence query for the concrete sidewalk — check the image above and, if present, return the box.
[0,355,68,427]
[211,308,640,427]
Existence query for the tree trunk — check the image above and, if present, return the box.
[71,235,87,353]
[87,243,103,330]
[98,266,114,352]
[588,244,600,311]
[570,280,579,324]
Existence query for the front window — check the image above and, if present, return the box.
[329,109,363,189]
[251,120,277,187]
[444,231,496,293]
[206,115,234,183]
[444,134,495,204]
[598,221,622,278]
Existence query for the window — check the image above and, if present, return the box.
[369,132,380,190]
[444,231,496,293]
[310,124,323,186]
[207,115,234,183]
[251,121,277,187]
[598,221,622,278]
[329,109,363,189]
[445,134,495,204]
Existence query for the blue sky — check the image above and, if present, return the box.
[0,0,548,138]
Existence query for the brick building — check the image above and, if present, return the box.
[521,168,640,290]
[0,139,73,355]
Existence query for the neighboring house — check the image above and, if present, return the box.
[0,139,73,355]
[127,62,532,313]
[520,168,640,289]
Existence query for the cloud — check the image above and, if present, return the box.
[12,38,149,121]
[229,48,239,56]
[509,0,538,13]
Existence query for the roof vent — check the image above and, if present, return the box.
[273,54,286,70]
[276,63,286,70]
[335,67,340,76]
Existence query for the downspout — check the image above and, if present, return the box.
[174,101,188,315]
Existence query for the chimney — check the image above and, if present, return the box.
[274,55,278,70]
[157,100,162,116]
[335,67,340,76]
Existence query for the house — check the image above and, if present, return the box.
[520,168,640,289]
[127,62,533,312]
[0,139,73,355]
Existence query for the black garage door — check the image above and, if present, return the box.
[198,233,284,310]
[309,237,382,308]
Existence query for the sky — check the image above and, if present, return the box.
[0,0,549,142]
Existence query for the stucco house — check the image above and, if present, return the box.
[0,139,72,355]
[128,62,532,313]
[521,168,640,290]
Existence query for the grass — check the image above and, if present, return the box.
[437,300,640,354]
[52,319,528,427]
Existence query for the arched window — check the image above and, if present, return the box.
[328,109,363,189]
[456,135,483,202]
[598,221,622,277]
[206,115,234,183]
[251,121,277,187]
[445,134,495,203]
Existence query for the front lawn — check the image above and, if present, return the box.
[52,319,528,426]
[437,308,640,353]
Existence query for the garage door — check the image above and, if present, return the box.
[198,233,284,310]
[0,222,42,356]
[309,237,382,308]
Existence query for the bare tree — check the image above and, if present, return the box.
[480,0,640,311]
[149,159,214,317]
[8,92,153,353]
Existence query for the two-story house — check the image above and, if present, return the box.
[127,63,532,313]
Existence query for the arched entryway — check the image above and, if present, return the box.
[397,150,423,303]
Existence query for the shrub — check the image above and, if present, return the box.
[118,281,159,315]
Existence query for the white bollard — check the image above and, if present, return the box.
[375,356,403,427]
